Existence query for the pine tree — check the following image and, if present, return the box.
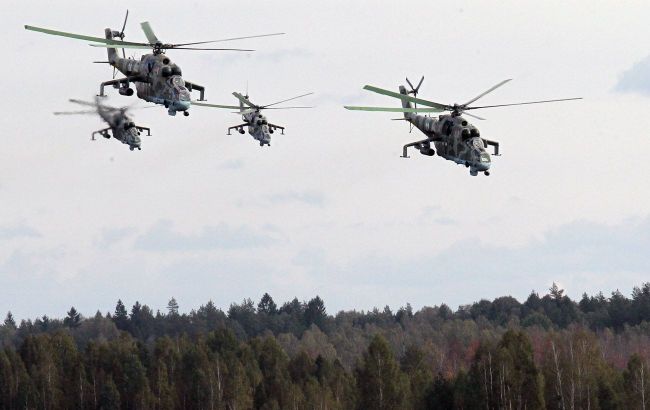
[304,296,327,330]
[258,293,278,315]
[63,307,81,328]
[167,297,179,316]
[3,312,16,329]
[550,282,565,299]
[113,299,129,331]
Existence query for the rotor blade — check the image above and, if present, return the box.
[25,25,145,46]
[140,21,159,44]
[462,112,486,121]
[232,92,256,108]
[262,106,313,110]
[89,44,152,49]
[363,85,449,110]
[462,79,512,106]
[68,99,98,107]
[173,32,285,47]
[406,77,414,90]
[465,97,583,110]
[170,47,254,51]
[344,106,442,113]
[53,110,97,115]
[416,76,424,91]
[192,102,242,109]
[120,10,129,35]
[261,92,314,108]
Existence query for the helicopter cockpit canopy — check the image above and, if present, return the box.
[169,76,191,101]
[170,76,185,88]
[471,138,485,150]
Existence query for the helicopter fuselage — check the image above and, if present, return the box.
[400,86,498,176]
[103,29,202,116]
[96,107,142,150]
[242,111,272,146]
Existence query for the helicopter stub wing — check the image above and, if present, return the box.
[135,126,151,136]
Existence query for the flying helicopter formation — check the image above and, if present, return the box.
[25,11,582,176]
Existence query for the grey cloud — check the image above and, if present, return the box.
[97,227,136,247]
[614,55,650,95]
[0,224,40,240]
[134,220,273,252]
[306,217,650,305]
[433,217,458,226]
[266,191,326,207]
[217,159,245,171]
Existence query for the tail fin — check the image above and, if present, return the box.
[399,85,414,120]
[104,28,118,65]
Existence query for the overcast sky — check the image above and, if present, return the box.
[2,1,650,320]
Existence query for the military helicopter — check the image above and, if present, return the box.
[345,77,581,175]
[193,91,313,146]
[54,98,151,151]
[25,11,284,116]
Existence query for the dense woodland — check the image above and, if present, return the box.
[1,283,649,409]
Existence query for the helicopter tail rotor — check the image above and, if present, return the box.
[110,10,129,78]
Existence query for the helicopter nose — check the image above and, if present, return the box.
[177,101,191,111]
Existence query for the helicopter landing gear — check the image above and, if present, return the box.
[484,171,490,176]
[183,111,189,117]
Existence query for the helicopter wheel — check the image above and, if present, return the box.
[183,111,189,117]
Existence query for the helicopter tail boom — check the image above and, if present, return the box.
[104,28,118,65]
[398,85,415,121]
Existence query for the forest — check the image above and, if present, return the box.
[0,282,649,409]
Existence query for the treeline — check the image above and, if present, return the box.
[0,283,648,409]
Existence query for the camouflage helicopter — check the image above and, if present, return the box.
[25,11,284,116]
[54,98,151,151]
[345,77,581,175]
[193,91,313,146]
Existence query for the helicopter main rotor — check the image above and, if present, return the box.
[347,79,582,120]
[25,19,285,55]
